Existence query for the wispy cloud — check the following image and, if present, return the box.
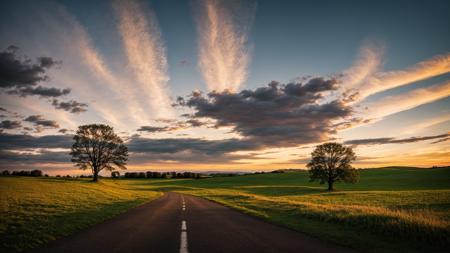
[363,80,450,120]
[114,0,173,118]
[342,41,384,92]
[27,1,144,129]
[51,4,149,126]
[343,46,450,101]
[345,132,449,146]
[403,114,450,135]
[195,0,255,92]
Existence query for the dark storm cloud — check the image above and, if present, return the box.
[0,132,72,150]
[0,120,22,129]
[178,77,351,147]
[344,133,450,146]
[24,115,59,128]
[52,99,88,114]
[0,45,69,98]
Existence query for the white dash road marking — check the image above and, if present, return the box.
[180,220,188,253]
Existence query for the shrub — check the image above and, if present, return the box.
[30,170,43,177]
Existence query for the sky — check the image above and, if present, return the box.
[0,0,449,175]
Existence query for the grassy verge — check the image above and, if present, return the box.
[0,177,162,252]
[145,167,450,252]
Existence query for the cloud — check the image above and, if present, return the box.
[362,80,450,120]
[130,150,262,164]
[179,77,351,147]
[195,0,255,92]
[0,132,256,165]
[24,1,147,128]
[114,0,173,118]
[344,132,450,146]
[431,137,450,144]
[128,136,258,155]
[24,115,59,128]
[0,120,22,129]
[58,128,70,134]
[0,149,70,165]
[137,126,171,133]
[0,46,69,98]
[0,45,57,88]
[136,118,210,133]
[342,41,384,92]
[0,132,72,150]
[51,99,88,114]
[343,52,450,101]
[7,86,71,97]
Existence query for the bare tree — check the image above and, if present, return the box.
[307,142,358,191]
[70,124,128,182]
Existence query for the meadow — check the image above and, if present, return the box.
[143,167,450,252]
[0,177,162,252]
[1,167,449,252]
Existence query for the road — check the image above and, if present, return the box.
[30,192,356,253]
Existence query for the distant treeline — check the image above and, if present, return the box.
[0,169,290,179]
[1,170,44,177]
[122,171,202,179]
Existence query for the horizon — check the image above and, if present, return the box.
[0,0,449,175]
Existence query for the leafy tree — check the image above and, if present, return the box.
[70,124,128,182]
[307,142,358,191]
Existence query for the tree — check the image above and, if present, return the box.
[307,142,358,191]
[111,171,120,178]
[70,124,128,182]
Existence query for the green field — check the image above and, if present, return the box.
[1,167,449,252]
[0,177,162,252]
[144,167,450,252]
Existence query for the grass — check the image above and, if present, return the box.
[1,167,449,252]
[143,167,450,252]
[0,177,162,252]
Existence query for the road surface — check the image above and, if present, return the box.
[30,192,356,253]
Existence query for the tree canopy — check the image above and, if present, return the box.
[307,142,358,191]
[70,124,128,181]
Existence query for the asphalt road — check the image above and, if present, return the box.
[30,192,356,253]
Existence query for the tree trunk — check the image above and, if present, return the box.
[327,180,334,191]
[93,170,98,182]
